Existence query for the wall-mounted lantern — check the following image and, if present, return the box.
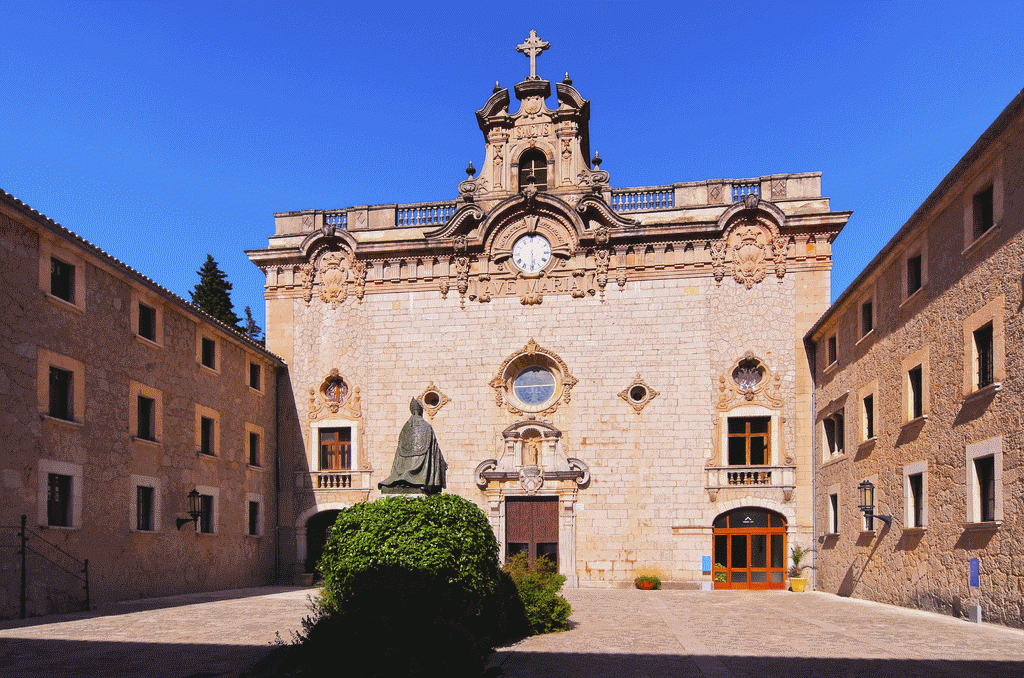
[857,479,892,529]
[176,489,202,530]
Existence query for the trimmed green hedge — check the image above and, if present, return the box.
[293,495,523,677]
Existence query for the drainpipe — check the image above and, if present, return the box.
[274,364,281,585]
[808,340,818,591]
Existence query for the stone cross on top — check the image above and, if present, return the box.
[517,30,549,80]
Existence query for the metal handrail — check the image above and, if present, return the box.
[1,515,90,618]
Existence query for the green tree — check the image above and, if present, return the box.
[242,306,264,345]
[189,255,240,328]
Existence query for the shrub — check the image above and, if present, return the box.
[503,553,571,635]
[295,494,516,677]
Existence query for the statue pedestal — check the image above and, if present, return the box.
[379,490,429,499]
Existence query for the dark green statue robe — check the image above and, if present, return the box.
[378,399,447,495]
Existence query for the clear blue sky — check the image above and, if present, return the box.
[3,1,1022,331]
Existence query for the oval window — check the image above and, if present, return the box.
[512,366,556,406]
[629,385,648,402]
[423,391,441,408]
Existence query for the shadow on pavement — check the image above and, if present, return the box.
[489,651,1024,678]
[0,638,274,678]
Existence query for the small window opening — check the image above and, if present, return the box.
[973,185,994,239]
[863,394,874,440]
[907,254,923,296]
[908,473,924,528]
[248,501,260,536]
[201,338,216,369]
[827,336,837,366]
[138,303,157,341]
[200,417,214,455]
[138,396,156,441]
[47,473,72,527]
[198,494,214,533]
[50,257,75,303]
[48,366,74,421]
[829,493,839,533]
[136,486,154,531]
[249,362,262,391]
[974,322,994,389]
[861,300,873,336]
[975,456,995,522]
[249,431,261,467]
[908,365,923,419]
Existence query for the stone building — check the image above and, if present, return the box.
[806,88,1024,626]
[0,191,283,618]
[247,33,851,589]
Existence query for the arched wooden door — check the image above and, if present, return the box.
[712,508,786,590]
[305,510,341,574]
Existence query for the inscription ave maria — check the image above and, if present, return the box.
[471,273,595,300]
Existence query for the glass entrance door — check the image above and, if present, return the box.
[712,508,786,590]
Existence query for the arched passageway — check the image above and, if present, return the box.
[304,510,341,574]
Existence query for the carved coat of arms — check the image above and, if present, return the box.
[317,250,352,308]
[730,224,769,289]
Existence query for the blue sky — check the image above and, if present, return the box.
[2,1,1023,331]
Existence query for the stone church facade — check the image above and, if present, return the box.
[248,34,851,588]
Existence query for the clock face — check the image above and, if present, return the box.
[512,234,552,273]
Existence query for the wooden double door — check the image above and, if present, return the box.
[506,497,558,569]
[713,508,787,589]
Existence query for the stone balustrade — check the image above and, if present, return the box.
[396,201,457,227]
[324,211,347,230]
[271,173,823,236]
[296,470,373,491]
[610,186,675,212]
[705,465,796,501]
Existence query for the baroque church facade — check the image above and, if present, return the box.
[248,33,850,588]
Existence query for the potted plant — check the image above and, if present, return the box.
[634,574,661,590]
[789,545,815,592]
[713,563,727,583]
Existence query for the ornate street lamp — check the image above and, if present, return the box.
[857,479,892,529]
[176,489,202,530]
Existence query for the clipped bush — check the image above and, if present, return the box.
[503,553,572,635]
[293,494,517,677]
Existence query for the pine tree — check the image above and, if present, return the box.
[189,254,241,328]
[242,306,264,346]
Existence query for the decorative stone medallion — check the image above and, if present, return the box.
[618,374,659,414]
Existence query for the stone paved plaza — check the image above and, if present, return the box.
[2,586,1024,677]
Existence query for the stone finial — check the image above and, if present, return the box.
[563,72,573,85]
[516,30,549,80]
[465,161,476,178]
[493,81,501,93]
[592,151,602,168]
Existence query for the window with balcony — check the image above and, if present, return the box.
[727,417,770,466]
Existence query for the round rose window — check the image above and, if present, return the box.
[512,366,556,406]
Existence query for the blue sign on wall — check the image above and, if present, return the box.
[702,555,712,574]
[970,558,980,587]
